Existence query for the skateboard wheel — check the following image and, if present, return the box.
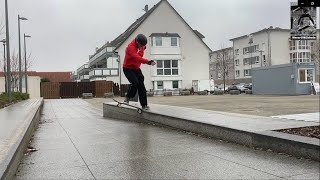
[138,109,142,114]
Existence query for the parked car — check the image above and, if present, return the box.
[218,85,230,92]
[236,85,248,93]
[227,85,241,93]
[244,83,252,90]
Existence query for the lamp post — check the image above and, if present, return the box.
[5,0,12,101]
[24,34,31,94]
[18,15,28,93]
[0,39,7,93]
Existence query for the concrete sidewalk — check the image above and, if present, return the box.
[0,99,43,179]
[15,99,319,179]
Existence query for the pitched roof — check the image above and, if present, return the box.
[149,33,181,38]
[0,71,72,82]
[91,1,162,57]
[91,0,212,57]
[193,30,205,39]
[229,27,290,41]
[210,47,233,54]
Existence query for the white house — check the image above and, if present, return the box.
[76,63,90,82]
[87,0,211,93]
[226,26,319,84]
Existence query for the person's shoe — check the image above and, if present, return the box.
[124,97,129,104]
[142,105,150,110]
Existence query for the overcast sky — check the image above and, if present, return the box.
[0,0,319,72]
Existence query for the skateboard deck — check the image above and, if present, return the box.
[112,98,143,114]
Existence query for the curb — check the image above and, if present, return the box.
[0,99,43,180]
[103,103,320,161]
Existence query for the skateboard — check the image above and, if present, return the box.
[112,98,143,114]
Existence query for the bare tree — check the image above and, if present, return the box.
[212,45,234,91]
[0,20,4,36]
[0,50,33,92]
[311,40,320,72]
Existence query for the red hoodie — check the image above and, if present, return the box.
[123,39,149,70]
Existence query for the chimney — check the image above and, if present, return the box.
[143,5,148,12]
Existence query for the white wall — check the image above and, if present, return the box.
[270,31,290,65]
[0,77,5,93]
[0,76,40,99]
[116,0,211,90]
[233,31,270,79]
[27,76,41,99]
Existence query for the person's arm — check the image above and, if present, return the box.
[127,45,149,64]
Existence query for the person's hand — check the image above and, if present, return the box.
[148,60,156,66]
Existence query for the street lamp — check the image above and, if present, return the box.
[0,39,7,93]
[24,34,31,94]
[18,15,28,93]
[5,0,12,101]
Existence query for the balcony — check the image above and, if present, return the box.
[79,75,89,81]
[89,68,119,79]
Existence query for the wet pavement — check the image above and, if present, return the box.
[15,99,320,180]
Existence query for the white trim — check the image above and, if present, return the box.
[298,68,315,84]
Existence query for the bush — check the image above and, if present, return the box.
[21,93,30,100]
[0,92,29,101]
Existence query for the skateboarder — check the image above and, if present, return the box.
[122,34,156,110]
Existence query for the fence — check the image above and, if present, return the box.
[41,81,115,99]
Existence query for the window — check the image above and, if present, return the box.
[243,56,258,65]
[172,81,179,88]
[151,37,153,46]
[155,37,162,46]
[243,58,250,65]
[243,45,259,54]
[290,53,297,63]
[298,40,308,50]
[156,60,179,75]
[235,59,239,66]
[244,69,251,77]
[297,52,311,63]
[171,37,178,46]
[290,41,296,50]
[157,81,164,89]
[255,56,260,64]
[299,69,314,83]
[263,55,266,63]
[235,49,239,55]
[236,70,240,77]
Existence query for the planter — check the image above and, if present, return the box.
[197,91,208,95]
[229,90,240,95]
[104,92,114,98]
[214,90,224,95]
[164,92,173,96]
[180,90,191,96]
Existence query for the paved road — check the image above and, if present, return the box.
[15,99,320,179]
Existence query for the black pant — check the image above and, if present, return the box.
[123,68,147,107]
